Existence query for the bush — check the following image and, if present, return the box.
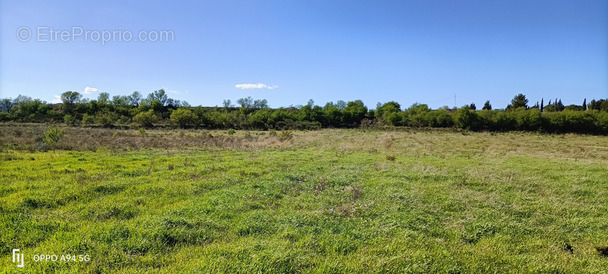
[514,108,541,130]
[453,107,478,129]
[426,109,453,128]
[597,111,608,132]
[278,131,293,141]
[227,129,236,135]
[133,110,159,128]
[95,111,118,127]
[117,115,130,125]
[170,108,199,128]
[64,114,75,126]
[544,110,596,133]
[383,112,402,126]
[492,111,517,131]
[43,127,65,147]
[403,104,430,127]
[81,114,94,127]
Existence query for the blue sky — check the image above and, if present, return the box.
[1,0,606,109]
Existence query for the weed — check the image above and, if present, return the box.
[278,130,293,141]
[148,158,155,175]
[43,127,65,147]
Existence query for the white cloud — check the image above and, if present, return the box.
[83,86,100,94]
[235,83,278,90]
[51,95,62,104]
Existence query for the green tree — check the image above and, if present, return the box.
[64,114,75,126]
[482,100,492,110]
[133,109,159,128]
[237,97,254,108]
[343,100,368,127]
[170,108,199,128]
[555,99,565,111]
[81,114,95,127]
[61,91,82,114]
[602,100,608,112]
[507,93,528,110]
[453,106,479,129]
[0,98,15,113]
[97,92,110,106]
[583,98,587,111]
[129,91,142,106]
[335,100,347,110]
[404,103,431,127]
[150,89,168,106]
[564,105,583,111]
[375,101,401,118]
[323,102,343,127]
[253,99,269,109]
[10,98,49,121]
[95,110,118,127]
[223,99,232,108]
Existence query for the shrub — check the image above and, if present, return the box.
[117,115,130,125]
[453,107,478,129]
[596,111,608,132]
[227,129,236,135]
[170,108,199,128]
[384,112,402,126]
[81,114,94,127]
[426,109,453,127]
[492,111,517,131]
[404,104,430,127]
[278,130,293,141]
[43,127,65,147]
[514,108,541,130]
[95,111,118,127]
[133,110,159,128]
[545,110,596,133]
[63,114,75,126]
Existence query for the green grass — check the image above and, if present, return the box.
[1,128,608,272]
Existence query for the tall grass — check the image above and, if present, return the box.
[1,127,607,272]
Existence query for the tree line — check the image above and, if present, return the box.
[1,90,608,134]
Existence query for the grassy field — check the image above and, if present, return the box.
[1,125,608,272]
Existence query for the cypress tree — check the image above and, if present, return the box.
[540,98,544,112]
[583,98,587,111]
[557,99,564,111]
[482,100,492,110]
